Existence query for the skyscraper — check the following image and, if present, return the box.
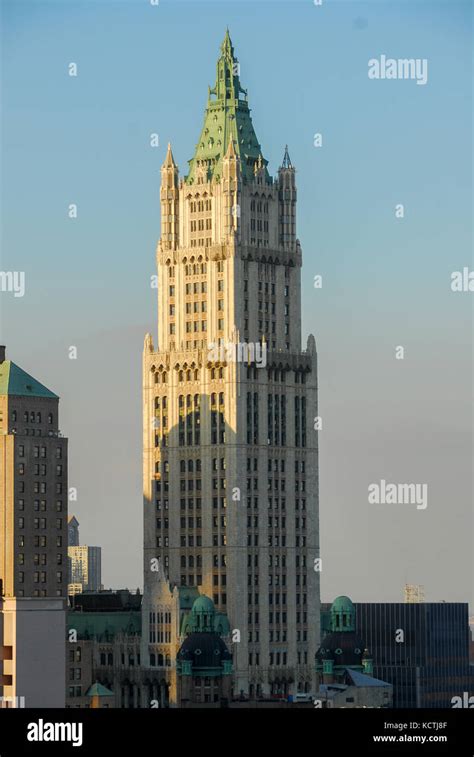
[0,346,68,599]
[67,516,102,594]
[0,345,67,707]
[143,32,320,697]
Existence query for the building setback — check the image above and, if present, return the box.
[142,31,320,697]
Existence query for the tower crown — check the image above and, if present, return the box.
[186,30,269,185]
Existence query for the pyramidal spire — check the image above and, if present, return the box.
[163,142,177,169]
[185,31,269,185]
[281,145,293,169]
[221,27,234,57]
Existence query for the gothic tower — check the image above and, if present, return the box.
[143,31,320,698]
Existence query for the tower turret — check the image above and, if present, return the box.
[222,138,241,238]
[278,145,296,250]
[160,142,179,251]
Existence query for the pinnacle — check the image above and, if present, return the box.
[163,142,177,169]
[281,144,293,169]
[225,138,237,159]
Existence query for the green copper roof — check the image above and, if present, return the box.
[0,361,58,399]
[331,596,355,613]
[68,611,141,640]
[330,595,356,633]
[177,585,200,611]
[86,682,114,697]
[192,595,215,614]
[186,30,269,185]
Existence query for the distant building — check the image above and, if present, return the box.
[315,596,392,708]
[67,579,233,708]
[67,517,102,594]
[0,345,67,707]
[404,584,425,603]
[68,515,80,547]
[66,589,142,708]
[322,600,472,708]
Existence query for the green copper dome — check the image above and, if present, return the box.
[186,595,216,633]
[330,596,356,633]
[186,30,269,185]
[331,596,355,613]
[192,595,215,615]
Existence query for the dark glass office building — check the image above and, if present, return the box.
[321,602,471,708]
[352,603,471,708]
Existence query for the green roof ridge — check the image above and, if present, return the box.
[86,682,114,697]
[186,30,269,185]
[0,361,58,399]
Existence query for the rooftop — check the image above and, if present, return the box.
[0,351,58,399]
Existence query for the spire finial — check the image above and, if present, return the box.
[221,27,234,56]
[163,142,177,169]
[281,144,293,169]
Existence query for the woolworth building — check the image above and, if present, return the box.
[142,31,320,697]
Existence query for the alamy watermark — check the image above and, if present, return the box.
[0,271,25,298]
[207,340,267,368]
[368,479,428,510]
[27,719,83,747]
[368,55,428,86]
[451,268,473,292]
[0,695,25,708]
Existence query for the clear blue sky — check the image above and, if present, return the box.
[1,0,472,605]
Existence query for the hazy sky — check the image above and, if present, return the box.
[1,0,472,607]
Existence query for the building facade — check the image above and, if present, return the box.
[67,516,102,595]
[142,30,320,697]
[0,345,67,707]
[315,596,392,708]
[351,602,471,708]
[67,587,232,708]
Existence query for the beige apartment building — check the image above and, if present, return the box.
[0,346,67,706]
[142,32,320,698]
